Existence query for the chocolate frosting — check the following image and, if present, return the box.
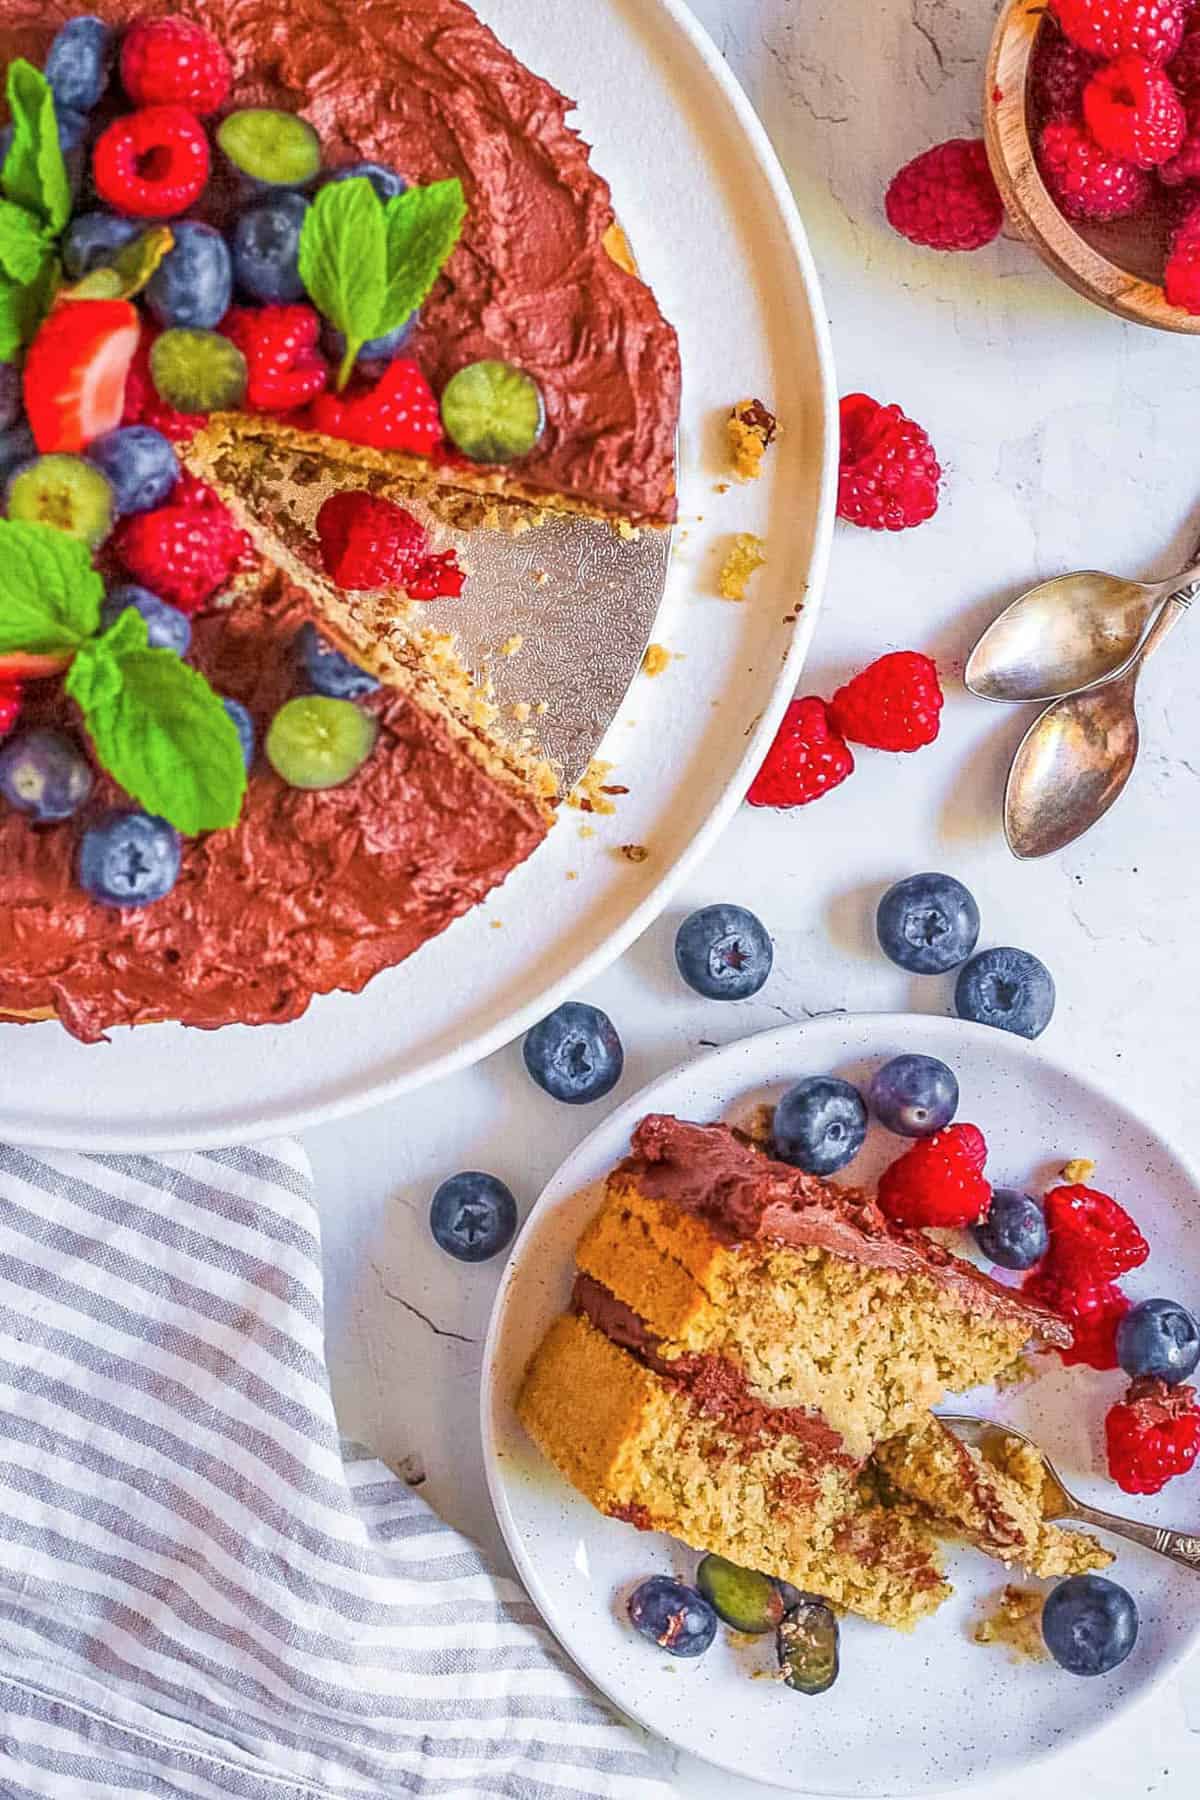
[621,1115,1073,1346]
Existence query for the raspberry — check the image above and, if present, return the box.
[122,329,200,441]
[837,393,941,532]
[884,138,1004,251]
[1106,1377,1200,1492]
[0,681,22,738]
[92,106,210,220]
[1157,112,1200,183]
[1037,118,1152,218]
[314,492,465,598]
[1168,17,1200,97]
[1031,25,1098,120]
[1024,1266,1131,1368]
[1082,53,1186,164]
[1165,209,1200,308]
[220,306,328,412]
[1054,0,1186,65]
[828,651,943,752]
[1043,1183,1149,1282]
[112,489,254,612]
[121,15,232,114]
[745,697,854,808]
[305,358,444,455]
[877,1124,992,1230]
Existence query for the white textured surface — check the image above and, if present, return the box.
[311,0,1200,1793]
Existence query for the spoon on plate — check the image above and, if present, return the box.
[1003,586,1193,860]
[940,1415,1200,1572]
[966,552,1200,703]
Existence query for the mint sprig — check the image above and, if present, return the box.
[299,174,465,388]
[0,520,247,836]
[0,61,72,362]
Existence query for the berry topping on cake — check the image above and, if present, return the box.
[149,326,248,414]
[325,160,407,201]
[955,946,1056,1039]
[306,357,445,454]
[1116,1297,1200,1383]
[828,651,944,751]
[314,491,464,598]
[23,299,140,454]
[122,328,200,440]
[111,482,253,611]
[221,305,328,411]
[100,583,191,655]
[45,15,114,114]
[265,694,379,791]
[231,193,309,303]
[884,138,1004,251]
[877,1124,992,1229]
[673,903,773,1000]
[1082,52,1186,165]
[1105,1377,1200,1492]
[1053,0,1186,65]
[773,1075,869,1176]
[869,1054,960,1138]
[86,424,179,515]
[440,359,545,462]
[1041,1573,1139,1675]
[145,221,232,330]
[120,15,232,114]
[876,872,980,974]
[217,107,322,187]
[295,622,381,700]
[0,728,93,822]
[6,452,114,547]
[627,1577,717,1658]
[1024,1265,1131,1368]
[0,682,22,740]
[78,809,181,906]
[973,1189,1049,1270]
[92,104,211,218]
[837,393,941,531]
[428,1171,518,1263]
[222,697,256,769]
[522,1001,624,1104]
[746,696,855,808]
[1042,1183,1149,1282]
[1037,119,1152,220]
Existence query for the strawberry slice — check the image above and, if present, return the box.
[24,299,141,453]
[0,650,73,679]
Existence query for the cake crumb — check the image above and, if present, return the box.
[490,920,503,930]
[500,633,524,657]
[973,1585,1047,1662]
[1060,1158,1096,1185]
[510,701,532,723]
[994,1355,1035,1391]
[641,643,671,678]
[727,397,778,482]
[735,1103,775,1150]
[715,481,730,494]
[618,843,648,863]
[534,700,549,716]
[532,569,550,586]
[566,870,578,881]
[718,533,766,602]
[578,824,595,840]
[568,760,619,815]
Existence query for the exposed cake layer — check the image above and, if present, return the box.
[876,1419,1112,1580]
[517,1311,949,1630]
[576,1123,1066,1459]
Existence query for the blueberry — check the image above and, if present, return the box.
[955,946,1055,1039]
[674,903,773,1000]
[1042,1574,1138,1677]
[323,317,414,372]
[696,1555,784,1633]
[44,16,114,113]
[778,1596,839,1694]
[100,584,191,655]
[325,160,407,202]
[145,222,232,330]
[876,872,981,974]
[222,698,256,769]
[773,1076,867,1175]
[231,192,309,303]
[78,810,181,907]
[62,210,139,280]
[54,104,89,155]
[1116,1298,1200,1385]
[429,1171,518,1263]
[627,1577,717,1658]
[87,426,179,516]
[295,622,381,699]
[522,1001,623,1104]
[0,728,93,822]
[0,363,22,433]
[0,421,35,481]
[869,1053,959,1138]
[973,1188,1048,1270]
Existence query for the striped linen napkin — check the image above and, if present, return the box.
[0,1140,675,1800]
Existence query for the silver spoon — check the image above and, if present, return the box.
[965,557,1200,704]
[1003,585,1193,861]
[940,1415,1200,1573]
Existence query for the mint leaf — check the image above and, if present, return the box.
[0,197,50,283]
[0,248,59,359]
[0,520,104,654]
[380,178,465,331]
[299,177,386,386]
[67,615,247,835]
[2,61,72,235]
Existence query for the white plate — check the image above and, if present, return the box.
[1,0,835,1150]
[481,1015,1200,1796]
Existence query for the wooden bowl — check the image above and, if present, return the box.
[985,0,1200,333]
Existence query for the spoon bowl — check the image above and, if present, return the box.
[966,570,1166,703]
[1005,668,1141,860]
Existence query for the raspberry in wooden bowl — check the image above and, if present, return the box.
[985,0,1200,332]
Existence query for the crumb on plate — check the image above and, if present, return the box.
[727,397,778,482]
[973,1585,1047,1662]
[618,843,649,863]
[642,642,671,677]
[718,533,766,602]
[1060,1158,1096,1185]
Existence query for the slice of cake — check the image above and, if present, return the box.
[574,1114,1069,1458]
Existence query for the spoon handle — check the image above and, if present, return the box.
[1066,1497,1200,1572]
[1135,586,1194,669]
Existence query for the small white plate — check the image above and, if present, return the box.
[481,1015,1200,1796]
